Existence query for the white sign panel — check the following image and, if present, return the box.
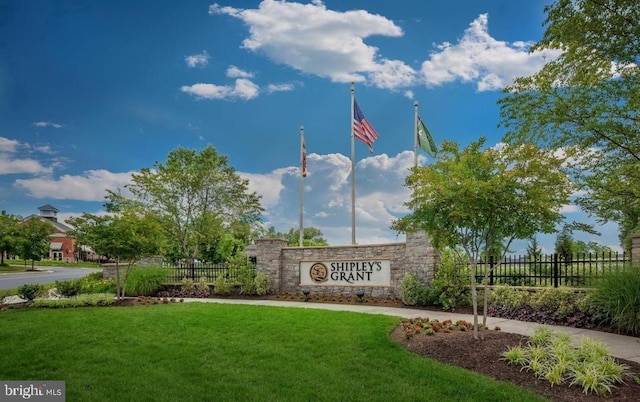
[300,259,391,286]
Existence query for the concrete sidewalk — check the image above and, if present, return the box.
[181,297,640,364]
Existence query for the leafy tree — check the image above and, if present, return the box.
[498,0,640,248]
[586,241,614,255]
[16,219,55,270]
[263,226,329,247]
[554,225,574,263]
[0,211,21,265]
[392,138,572,339]
[286,227,328,247]
[127,146,263,264]
[68,192,164,299]
[572,240,589,255]
[563,239,614,256]
[526,235,542,261]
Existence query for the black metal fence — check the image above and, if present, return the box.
[163,262,239,283]
[475,252,629,288]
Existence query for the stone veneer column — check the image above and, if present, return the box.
[631,234,640,266]
[254,238,288,293]
[404,231,438,284]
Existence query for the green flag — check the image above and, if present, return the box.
[417,117,437,158]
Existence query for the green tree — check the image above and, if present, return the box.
[498,0,640,248]
[526,235,542,261]
[392,138,572,339]
[127,146,263,264]
[286,227,328,247]
[0,211,21,265]
[262,226,329,247]
[68,192,164,299]
[587,241,614,255]
[16,219,55,270]
[555,225,574,262]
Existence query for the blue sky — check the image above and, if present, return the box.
[0,0,622,253]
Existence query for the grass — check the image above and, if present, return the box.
[0,303,548,402]
[1,259,100,269]
[0,265,29,273]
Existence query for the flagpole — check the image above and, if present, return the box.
[350,82,356,245]
[414,100,419,168]
[299,125,304,247]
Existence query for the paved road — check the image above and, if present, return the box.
[0,267,101,289]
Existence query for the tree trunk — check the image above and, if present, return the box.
[115,258,121,300]
[470,261,479,340]
[482,267,490,340]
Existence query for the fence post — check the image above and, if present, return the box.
[553,253,559,288]
[489,255,495,286]
[190,262,195,280]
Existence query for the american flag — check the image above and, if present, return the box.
[301,134,307,178]
[353,99,379,153]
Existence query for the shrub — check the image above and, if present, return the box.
[80,273,116,294]
[126,266,168,296]
[254,272,269,296]
[196,276,210,291]
[529,288,579,320]
[17,284,42,301]
[229,253,257,295]
[431,248,471,310]
[592,267,640,336]
[502,326,629,395]
[33,293,115,308]
[400,273,427,306]
[55,279,83,297]
[84,271,104,281]
[213,275,232,295]
[488,286,530,309]
[181,277,195,291]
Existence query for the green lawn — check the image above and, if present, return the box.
[1,259,100,269]
[0,265,28,273]
[0,303,548,402]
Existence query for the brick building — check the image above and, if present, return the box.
[21,205,77,262]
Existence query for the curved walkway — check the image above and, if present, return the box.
[182,298,640,364]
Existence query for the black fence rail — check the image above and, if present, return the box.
[475,252,629,288]
[162,262,239,283]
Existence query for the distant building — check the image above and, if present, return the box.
[21,205,77,262]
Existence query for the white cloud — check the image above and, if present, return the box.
[226,65,253,78]
[0,136,58,175]
[14,169,134,201]
[245,150,415,245]
[210,3,561,92]
[0,157,52,175]
[33,145,54,154]
[185,51,210,68]
[180,78,260,100]
[240,167,296,208]
[403,90,414,100]
[420,14,561,91]
[0,136,20,153]
[266,83,296,93]
[210,0,415,88]
[560,204,580,214]
[33,121,63,128]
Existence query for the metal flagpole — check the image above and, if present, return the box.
[350,83,356,245]
[414,100,419,168]
[299,125,304,247]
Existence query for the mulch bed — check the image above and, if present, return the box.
[390,327,640,402]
